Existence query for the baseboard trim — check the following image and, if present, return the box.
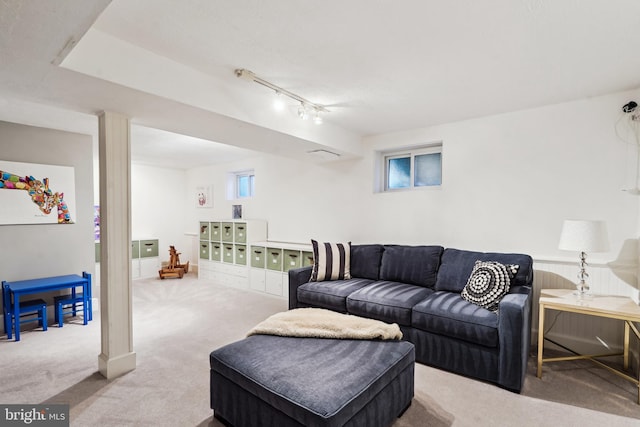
[98,351,136,379]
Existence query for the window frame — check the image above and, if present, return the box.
[384,152,412,190]
[381,143,442,192]
[236,172,255,199]
[227,169,255,200]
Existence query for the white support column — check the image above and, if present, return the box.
[98,111,136,379]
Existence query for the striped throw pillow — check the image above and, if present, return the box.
[310,240,351,281]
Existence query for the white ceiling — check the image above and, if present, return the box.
[1,0,640,168]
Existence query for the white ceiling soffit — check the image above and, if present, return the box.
[130,125,257,169]
[64,0,640,138]
[0,98,254,169]
[60,28,362,159]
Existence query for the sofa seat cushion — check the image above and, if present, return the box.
[411,292,499,348]
[346,281,433,326]
[297,278,375,313]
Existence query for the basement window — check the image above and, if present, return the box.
[227,169,255,199]
[378,143,442,192]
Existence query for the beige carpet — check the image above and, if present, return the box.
[1,275,639,426]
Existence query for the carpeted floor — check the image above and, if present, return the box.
[1,275,639,426]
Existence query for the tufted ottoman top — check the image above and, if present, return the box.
[210,335,414,426]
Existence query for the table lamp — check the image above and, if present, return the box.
[558,219,609,296]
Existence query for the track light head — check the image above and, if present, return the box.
[298,104,309,120]
[273,92,285,111]
[313,111,323,125]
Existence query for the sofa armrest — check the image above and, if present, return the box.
[497,289,532,392]
[288,266,313,310]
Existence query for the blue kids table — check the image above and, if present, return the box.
[2,272,91,341]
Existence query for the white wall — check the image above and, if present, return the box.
[186,89,640,266]
[366,91,639,261]
[0,121,94,333]
[0,121,95,278]
[183,89,640,353]
[131,164,191,263]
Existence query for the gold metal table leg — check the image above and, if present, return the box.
[624,321,630,370]
[537,302,545,378]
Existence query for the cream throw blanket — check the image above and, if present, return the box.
[247,308,403,340]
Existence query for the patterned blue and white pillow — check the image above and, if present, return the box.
[310,240,351,281]
[461,261,519,312]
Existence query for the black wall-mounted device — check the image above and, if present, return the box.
[623,101,638,113]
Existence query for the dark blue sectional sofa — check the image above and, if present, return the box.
[288,244,534,392]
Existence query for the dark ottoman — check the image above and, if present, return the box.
[210,335,415,427]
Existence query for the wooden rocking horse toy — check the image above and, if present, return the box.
[159,245,190,279]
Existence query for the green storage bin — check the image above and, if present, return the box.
[211,243,222,262]
[235,244,247,265]
[251,246,266,268]
[267,248,283,271]
[140,239,159,258]
[210,222,221,241]
[283,249,301,272]
[95,242,101,263]
[199,241,210,259]
[132,240,140,259]
[223,244,234,263]
[302,251,314,267]
[221,222,234,242]
[199,222,210,240]
[234,222,247,243]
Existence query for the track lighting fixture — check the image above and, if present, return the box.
[235,68,328,124]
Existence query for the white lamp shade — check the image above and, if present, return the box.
[558,220,609,252]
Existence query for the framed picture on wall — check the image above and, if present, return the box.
[0,159,76,225]
[232,204,242,219]
[94,205,100,240]
[196,185,213,208]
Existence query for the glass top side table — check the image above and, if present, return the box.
[537,288,640,404]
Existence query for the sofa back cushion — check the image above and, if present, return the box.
[350,244,385,280]
[435,248,533,293]
[379,245,444,288]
